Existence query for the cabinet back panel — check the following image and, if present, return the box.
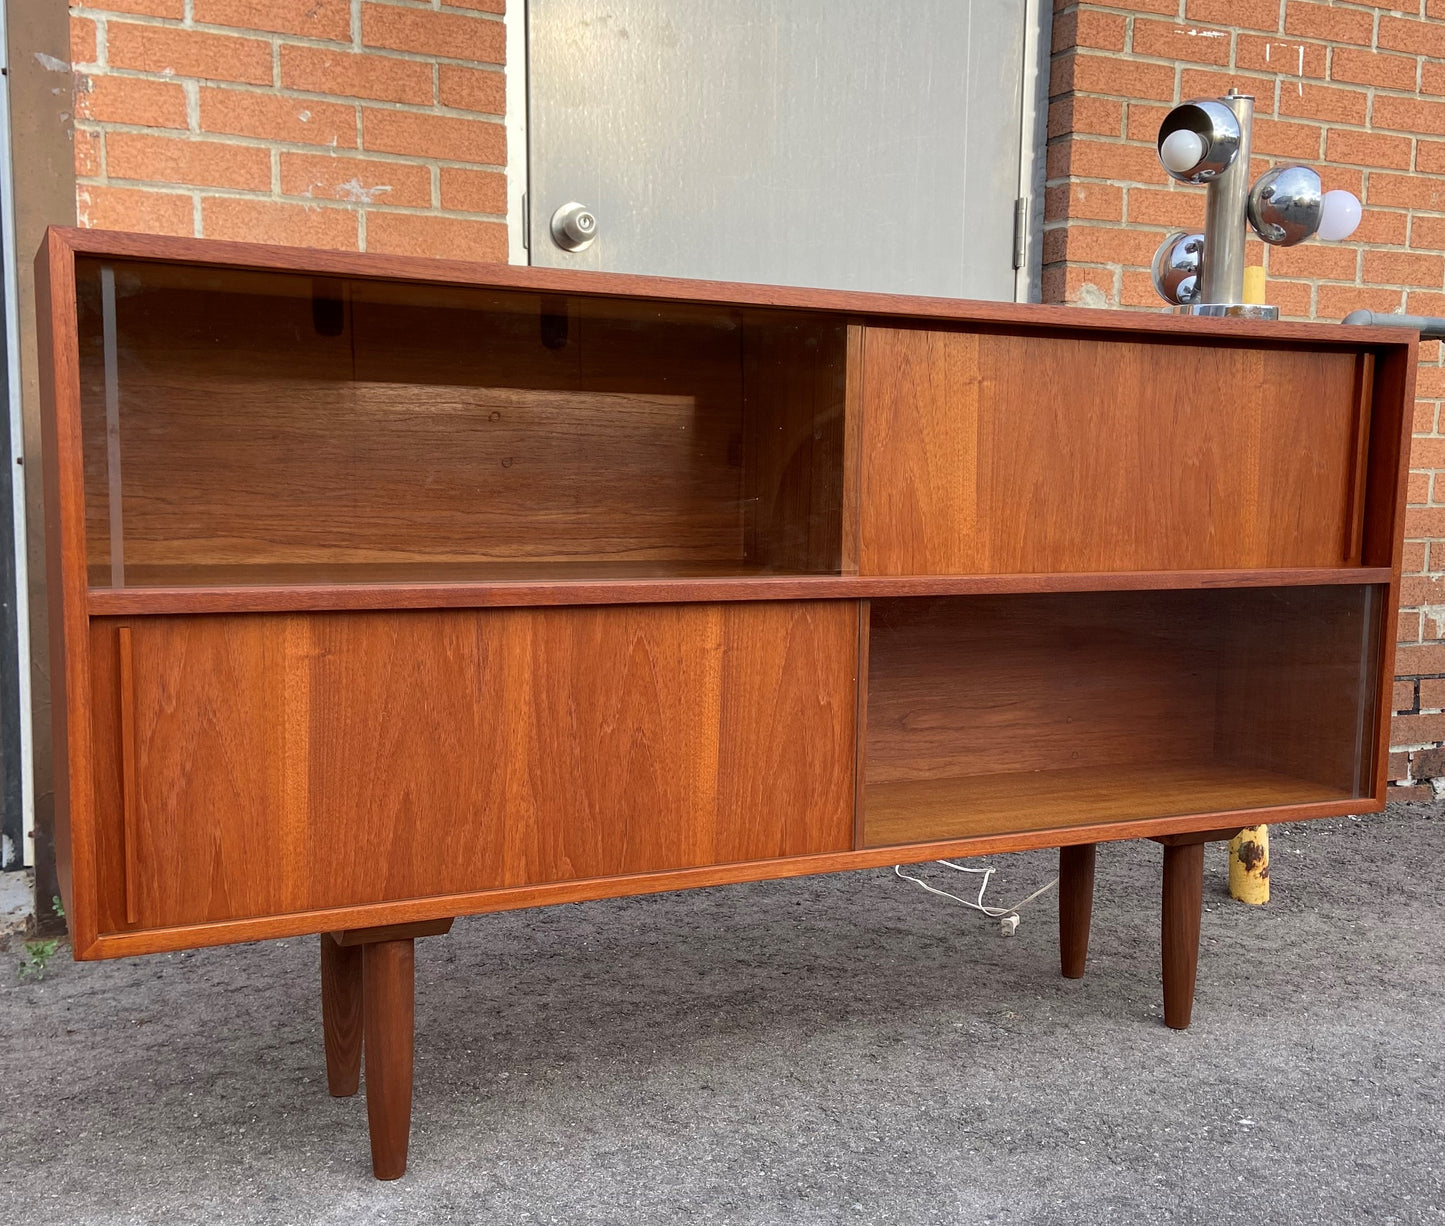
[88,602,857,931]
[866,593,1220,783]
[858,327,1366,574]
[95,378,742,569]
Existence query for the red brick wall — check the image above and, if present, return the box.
[69,0,508,261]
[1047,0,1445,799]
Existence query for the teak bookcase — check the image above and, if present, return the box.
[38,228,1414,1180]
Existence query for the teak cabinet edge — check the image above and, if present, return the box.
[1367,341,1417,802]
[37,230,97,952]
[74,790,1381,961]
[42,225,1421,349]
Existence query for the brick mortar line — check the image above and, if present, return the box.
[1049,173,1437,190]
[1045,164,1428,184]
[1040,201,1445,228]
[74,76,506,121]
[1034,259,1425,279]
[1047,185,1433,204]
[1046,105,1445,136]
[77,49,506,75]
[73,4,505,27]
[1038,216,1445,244]
[1047,130,1441,147]
[1056,2,1416,25]
[1039,226,1445,260]
[72,132,505,173]
[71,9,504,60]
[1051,63,1445,93]
[1047,263,1444,288]
[77,176,507,221]
[1050,253,1445,274]
[80,93,508,124]
[1059,46,1442,69]
[76,126,507,173]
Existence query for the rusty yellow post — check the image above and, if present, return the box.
[1243,265,1267,305]
[1229,825,1270,904]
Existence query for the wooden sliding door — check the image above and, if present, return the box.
[87,602,858,933]
[856,326,1372,575]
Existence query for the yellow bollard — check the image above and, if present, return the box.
[1229,825,1270,904]
[1243,265,1267,306]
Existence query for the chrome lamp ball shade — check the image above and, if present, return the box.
[1151,90,1361,319]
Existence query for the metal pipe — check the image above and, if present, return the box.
[1200,91,1252,306]
[1341,309,1445,339]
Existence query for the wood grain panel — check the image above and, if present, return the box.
[858,327,1366,574]
[866,594,1218,784]
[349,282,744,394]
[116,627,139,924]
[857,330,978,574]
[90,379,741,571]
[88,603,856,930]
[713,602,860,861]
[91,616,296,929]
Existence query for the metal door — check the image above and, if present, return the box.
[526,1,1041,300]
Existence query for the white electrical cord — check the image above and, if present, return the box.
[893,860,1059,935]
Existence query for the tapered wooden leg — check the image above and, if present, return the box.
[1161,842,1205,1030]
[321,933,363,1097]
[363,939,415,1181]
[1058,843,1096,979]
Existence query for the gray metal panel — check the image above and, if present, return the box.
[528,0,1028,300]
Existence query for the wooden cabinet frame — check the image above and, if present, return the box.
[36,226,1416,1177]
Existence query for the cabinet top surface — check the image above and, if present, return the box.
[46,226,1413,352]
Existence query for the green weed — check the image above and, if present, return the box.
[17,937,60,982]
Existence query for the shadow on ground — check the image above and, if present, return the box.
[2,804,1442,1225]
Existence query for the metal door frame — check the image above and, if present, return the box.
[0,0,35,877]
[1014,0,1052,303]
[505,0,529,265]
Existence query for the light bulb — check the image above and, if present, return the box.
[1317,189,1362,241]
[1160,129,1206,174]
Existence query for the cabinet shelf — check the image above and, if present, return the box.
[864,763,1354,848]
[85,565,1394,616]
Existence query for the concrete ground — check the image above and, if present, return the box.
[2,804,1442,1226]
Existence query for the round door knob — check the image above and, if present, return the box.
[551,202,598,252]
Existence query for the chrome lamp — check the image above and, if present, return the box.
[1152,89,1361,319]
